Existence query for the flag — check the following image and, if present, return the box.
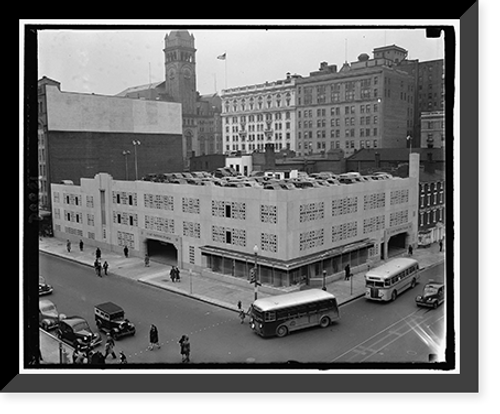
[217,53,226,60]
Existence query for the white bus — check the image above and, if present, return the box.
[249,289,340,338]
[365,258,420,302]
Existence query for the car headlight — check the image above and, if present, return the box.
[250,323,255,329]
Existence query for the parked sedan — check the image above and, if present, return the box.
[39,299,66,331]
[57,316,102,350]
[39,276,53,296]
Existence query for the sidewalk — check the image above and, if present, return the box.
[39,237,445,313]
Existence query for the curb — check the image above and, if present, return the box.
[137,278,239,313]
[40,249,94,269]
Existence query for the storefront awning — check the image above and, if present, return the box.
[199,239,375,271]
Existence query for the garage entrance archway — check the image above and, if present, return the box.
[387,232,408,258]
[146,239,178,267]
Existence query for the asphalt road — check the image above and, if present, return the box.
[39,252,446,365]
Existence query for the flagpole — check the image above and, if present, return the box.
[224,51,227,89]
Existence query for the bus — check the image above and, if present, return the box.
[249,289,340,338]
[365,258,420,302]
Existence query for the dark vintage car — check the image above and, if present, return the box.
[39,276,53,296]
[416,280,445,309]
[57,316,102,350]
[94,302,136,339]
[39,299,66,331]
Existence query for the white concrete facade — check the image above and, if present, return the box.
[51,154,419,288]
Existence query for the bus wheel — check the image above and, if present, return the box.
[320,316,330,328]
[276,325,288,338]
[411,278,416,288]
[391,290,397,301]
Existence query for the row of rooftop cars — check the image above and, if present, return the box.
[142,168,397,190]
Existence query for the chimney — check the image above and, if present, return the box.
[265,143,276,170]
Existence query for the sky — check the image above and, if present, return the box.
[36,21,446,97]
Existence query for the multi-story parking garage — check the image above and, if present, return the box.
[50,154,420,290]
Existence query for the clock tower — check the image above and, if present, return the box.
[164,30,197,115]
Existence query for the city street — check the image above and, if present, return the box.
[40,252,446,365]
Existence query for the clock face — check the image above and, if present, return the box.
[168,68,176,79]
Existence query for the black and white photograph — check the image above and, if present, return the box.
[14,13,483,398]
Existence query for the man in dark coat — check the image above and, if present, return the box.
[344,264,350,281]
[148,324,160,350]
[123,245,129,258]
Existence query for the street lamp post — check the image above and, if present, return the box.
[252,245,260,301]
[322,270,327,291]
[122,150,130,180]
[132,140,141,180]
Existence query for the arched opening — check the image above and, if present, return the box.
[146,239,178,266]
[387,232,409,258]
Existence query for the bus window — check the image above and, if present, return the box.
[384,279,391,287]
[264,311,276,322]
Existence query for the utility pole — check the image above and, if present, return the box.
[132,140,141,180]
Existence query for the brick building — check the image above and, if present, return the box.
[37,79,183,214]
[295,47,414,157]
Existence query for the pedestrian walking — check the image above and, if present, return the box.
[79,239,84,251]
[408,244,413,256]
[94,259,101,277]
[66,239,71,253]
[123,245,129,258]
[237,300,242,311]
[179,335,191,363]
[96,247,101,259]
[170,266,176,282]
[439,239,443,252]
[344,264,350,281]
[104,333,117,359]
[239,309,246,324]
[102,261,109,276]
[148,324,161,350]
[175,266,181,282]
[144,254,150,267]
[119,351,128,364]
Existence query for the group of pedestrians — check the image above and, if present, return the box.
[170,266,181,282]
[147,324,191,363]
[93,247,109,277]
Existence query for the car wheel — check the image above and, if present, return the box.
[391,290,397,301]
[276,325,288,338]
[319,316,330,328]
